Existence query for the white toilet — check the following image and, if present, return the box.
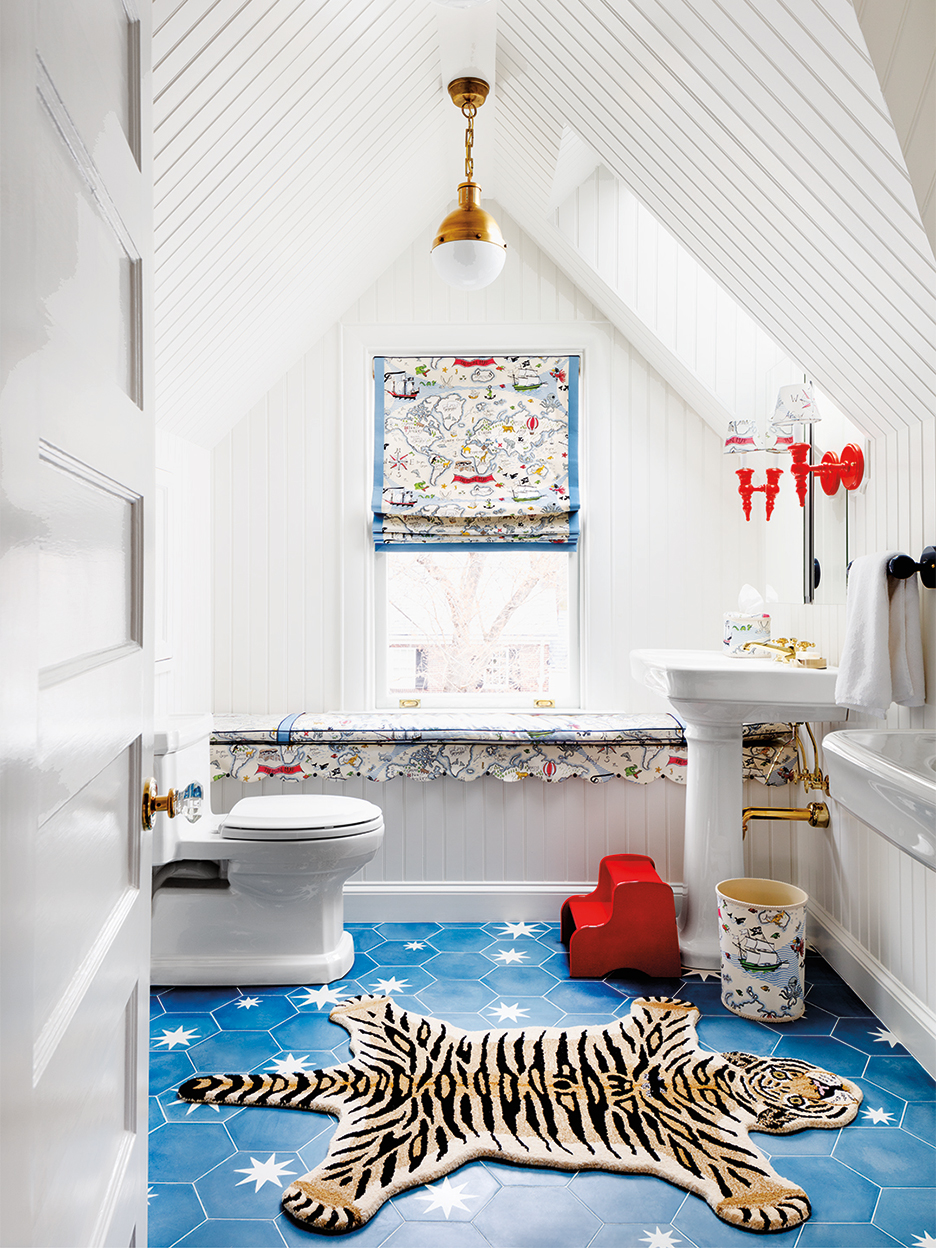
[150,715,384,986]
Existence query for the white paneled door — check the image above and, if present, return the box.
[1,2,153,1245]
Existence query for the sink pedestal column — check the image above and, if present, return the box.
[679,722,745,969]
[630,649,840,970]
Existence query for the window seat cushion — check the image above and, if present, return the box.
[210,713,796,786]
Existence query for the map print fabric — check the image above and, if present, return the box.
[373,355,579,548]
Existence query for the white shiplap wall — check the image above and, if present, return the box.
[153,0,451,445]
[153,0,935,453]
[854,0,936,252]
[154,430,212,720]
[556,166,799,424]
[212,207,764,718]
[494,0,935,444]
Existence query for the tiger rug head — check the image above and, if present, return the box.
[177,994,861,1235]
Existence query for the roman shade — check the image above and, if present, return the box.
[372,355,579,549]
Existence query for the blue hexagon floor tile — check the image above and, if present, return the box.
[150,926,936,1248]
[873,1185,936,1244]
[431,926,498,952]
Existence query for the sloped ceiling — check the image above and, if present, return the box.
[153,0,935,448]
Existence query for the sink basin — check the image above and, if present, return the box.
[824,730,936,871]
[631,648,840,724]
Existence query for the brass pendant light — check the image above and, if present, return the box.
[431,78,507,290]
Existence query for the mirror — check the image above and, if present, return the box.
[806,392,863,605]
[760,388,864,607]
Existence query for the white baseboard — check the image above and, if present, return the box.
[344,882,589,923]
[808,899,936,1078]
[343,880,686,924]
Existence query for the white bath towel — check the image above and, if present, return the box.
[835,552,926,717]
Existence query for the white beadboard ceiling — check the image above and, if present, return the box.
[153,0,935,448]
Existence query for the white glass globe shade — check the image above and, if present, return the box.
[431,238,506,290]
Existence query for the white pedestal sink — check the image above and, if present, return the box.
[631,649,840,968]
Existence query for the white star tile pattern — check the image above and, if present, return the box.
[291,984,350,1010]
[641,1229,683,1248]
[153,1025,200,1050]
[415,1175,478,1218]
[492,948,529,965]
[233,1154,297,1192]
[487,1001,530,1023]
[149,922,936,1248]
[862,1106,896,1124]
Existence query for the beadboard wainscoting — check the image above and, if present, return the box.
[211,772,801,926]
[211,772,690,907]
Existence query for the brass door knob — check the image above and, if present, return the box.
[142,777,176,830]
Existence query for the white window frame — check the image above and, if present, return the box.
[339,324,613,712]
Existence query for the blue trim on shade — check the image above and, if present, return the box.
[276,713,304,744]
[372,357,385,517]
[566,356,580,515]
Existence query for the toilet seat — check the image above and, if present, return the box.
[221,794,383,840]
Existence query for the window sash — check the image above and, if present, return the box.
[374,549,581,709]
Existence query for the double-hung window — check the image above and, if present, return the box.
[372,355,580,708]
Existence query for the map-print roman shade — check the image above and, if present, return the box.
[372,355,579,549]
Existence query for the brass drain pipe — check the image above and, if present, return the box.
[742,802,830,838]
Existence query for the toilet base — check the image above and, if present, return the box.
[151,930,355,987]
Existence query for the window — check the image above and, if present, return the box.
[372,354,580,708]
[376,549,578,707]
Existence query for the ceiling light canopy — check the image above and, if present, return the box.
[431,78,506,291]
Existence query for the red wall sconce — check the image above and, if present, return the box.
[788,442,864,507]
[736,467,783,521]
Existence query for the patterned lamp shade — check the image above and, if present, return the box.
[723,419,760,454]
[770,382,821,429]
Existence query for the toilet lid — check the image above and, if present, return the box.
[221,795,383,840]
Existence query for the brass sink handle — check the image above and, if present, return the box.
[741,637,814,663]
[142,777,177,831]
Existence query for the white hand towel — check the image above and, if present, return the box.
[889,572,925,708]
[836,553,893,717]
[835,552,926,717]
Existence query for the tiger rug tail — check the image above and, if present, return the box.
[177,993,861,1235]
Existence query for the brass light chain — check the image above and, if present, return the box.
[462,100,477,180]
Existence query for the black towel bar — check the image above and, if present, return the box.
[888,546,936,588]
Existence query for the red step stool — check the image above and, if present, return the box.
[560,854,682,979]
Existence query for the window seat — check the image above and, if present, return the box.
[211,713,796,786]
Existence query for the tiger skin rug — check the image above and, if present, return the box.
[177,993,861,1235]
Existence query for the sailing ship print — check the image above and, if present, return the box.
[512,364,544,391]
[386,372,419,399]
[383,486,417,507]
[738,933,784,973]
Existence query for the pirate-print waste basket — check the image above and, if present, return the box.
[716,878,808,1022]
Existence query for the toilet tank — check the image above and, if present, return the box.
[153,713,215,863]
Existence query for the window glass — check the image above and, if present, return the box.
[377,550,578,707]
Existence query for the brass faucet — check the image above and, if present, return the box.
[742,801,830,836]
[743,722,831,837]
[742,637,813,664]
